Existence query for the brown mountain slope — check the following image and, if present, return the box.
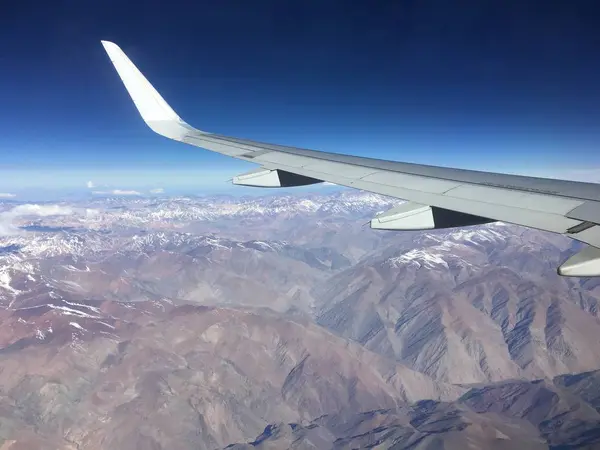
[315,225,600,384]
[0,302,462,449]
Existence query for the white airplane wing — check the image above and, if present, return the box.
[101,40,600,277]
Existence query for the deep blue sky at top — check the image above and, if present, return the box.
[1,0,600,193]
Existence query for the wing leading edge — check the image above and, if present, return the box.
[100,40,600,277]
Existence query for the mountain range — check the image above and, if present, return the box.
[0,190,599,449]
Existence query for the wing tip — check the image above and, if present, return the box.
[101,39,199,139]
[100,40,118,53]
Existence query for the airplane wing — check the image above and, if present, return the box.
[100,40,600,277]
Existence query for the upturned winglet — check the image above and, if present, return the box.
[101,40,199,140]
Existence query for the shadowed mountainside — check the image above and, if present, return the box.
[227,370,600,449]
[315,224,600,384]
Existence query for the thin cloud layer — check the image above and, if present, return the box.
[149,188,165,194]
[92,190,141,196]
[112,190,142,196]
[0,204,74,236]
[0,193,16,198]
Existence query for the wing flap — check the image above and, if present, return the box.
[568,225,600,249]
[444,185,584,215]
[566,201,600,224]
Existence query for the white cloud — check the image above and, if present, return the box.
[84,208,101,221]
[86,181,95,189]
[92,189,142,196]
[0,193,16,198]
[0,204,74,236]
[149,188,165,194]
[11,204,74,216]
[85,208,100,217]
[112,190,141,196]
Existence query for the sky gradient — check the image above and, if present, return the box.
[1,1,600,197]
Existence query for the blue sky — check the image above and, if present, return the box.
[1,1,600,198]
